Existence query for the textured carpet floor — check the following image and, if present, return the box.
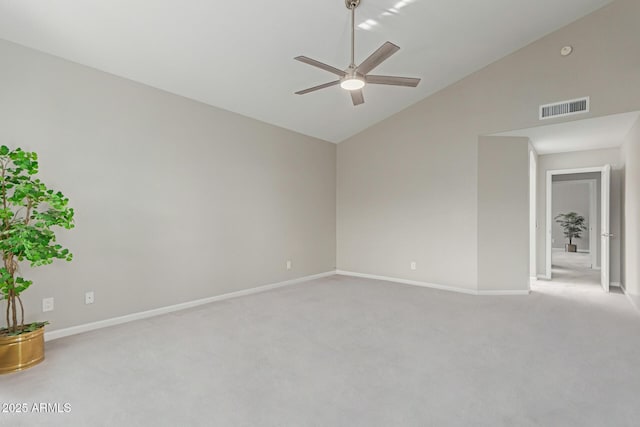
[2,274,639,426]
[551,249,601,287]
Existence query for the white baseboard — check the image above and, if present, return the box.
[335,270,530,296]
[611,282,621,288]
[552,248,589,253]
[620,285,640,315]
[45,271,335,342]
[336,270,477,295]
[45,268,535,342]
[478,289,531,296]
[537,274,551,280]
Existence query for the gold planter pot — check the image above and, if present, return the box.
[0,326,45,374]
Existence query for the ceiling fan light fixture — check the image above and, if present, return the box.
[340,76,366,91]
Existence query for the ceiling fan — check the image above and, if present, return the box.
[294,0,420,106]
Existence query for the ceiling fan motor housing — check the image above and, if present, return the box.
[342,66,364,80]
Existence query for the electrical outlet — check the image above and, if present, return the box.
[286,260,292,270]
[42,297,54,312]
[85,291,94,305]
[410,261,417,271]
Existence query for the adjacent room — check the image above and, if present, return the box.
[551,172,601,287]
[1,0,640,426]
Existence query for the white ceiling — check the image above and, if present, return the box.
[495,111,640,155]
[0,0,613,143]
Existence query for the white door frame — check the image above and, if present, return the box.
[600,164,611,292]
[529,151,537,281]
[545,167,607,282]
[587,180,599,270]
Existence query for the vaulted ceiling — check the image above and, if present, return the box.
[0,0,613,142]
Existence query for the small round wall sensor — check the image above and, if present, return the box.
[560,46,573,57]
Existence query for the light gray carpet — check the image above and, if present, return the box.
[2,274,640,427]
[551,248,600,287]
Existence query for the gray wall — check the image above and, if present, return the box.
[552,181,591,251]
[478,136,530,291]
[621,116,640,299]
[0,39,337,332]
[337,0,640,290]
[537,149,622,282]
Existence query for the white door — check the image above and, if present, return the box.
[600,164,611,292]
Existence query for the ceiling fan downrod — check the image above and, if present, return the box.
[346,0,360,68]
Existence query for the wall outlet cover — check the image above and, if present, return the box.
[85,291,95,305]
[42,297,54,312]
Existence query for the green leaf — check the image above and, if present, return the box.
[0,145,74,331]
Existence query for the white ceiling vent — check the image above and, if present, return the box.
[539,97,589,120]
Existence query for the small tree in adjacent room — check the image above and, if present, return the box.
[555,212,587,253]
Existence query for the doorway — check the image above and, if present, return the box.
[545,166,611,292]
[549,174,599,287]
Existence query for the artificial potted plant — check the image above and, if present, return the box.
[0,145,74,374]
[554,211,586,253]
